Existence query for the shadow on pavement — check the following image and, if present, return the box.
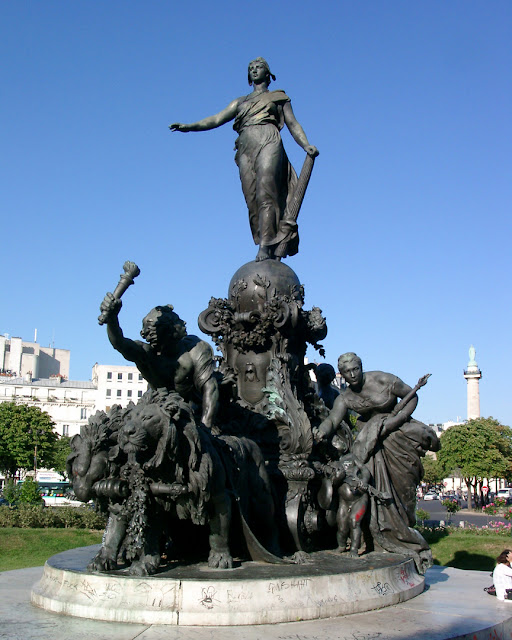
[424,565,450,585]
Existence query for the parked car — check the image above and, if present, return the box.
[497,489,512,504]
[424,492,439,501]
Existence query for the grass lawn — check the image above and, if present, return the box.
[0,527,509,573]
[0,528,102,572]
[425,530,510,571]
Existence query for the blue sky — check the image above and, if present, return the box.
[1,1,510,426]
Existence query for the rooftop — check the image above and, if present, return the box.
[0,377,95,389]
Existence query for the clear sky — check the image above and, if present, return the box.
[1,1,510,426]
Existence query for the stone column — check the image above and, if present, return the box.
[463,345,482,420]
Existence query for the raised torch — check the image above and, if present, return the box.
[97,261,141,325]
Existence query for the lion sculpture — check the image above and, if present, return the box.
[68,388,278,576]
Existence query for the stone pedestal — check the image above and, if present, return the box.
[31,544,424,625]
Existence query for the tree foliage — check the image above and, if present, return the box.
[438,417,512,507]
[51,436,72,478]
[2,479,21,505]
[0,402,58,477]
[438,418,512,479]
[18,477,43,505]
[422,455,444,487]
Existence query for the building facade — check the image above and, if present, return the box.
[0,334,70,380]
[0,376,96,438]
[0,363,149,439]
[92,363,148,412]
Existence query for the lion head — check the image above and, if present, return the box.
[118,402,167,457]
[117,389,197,467]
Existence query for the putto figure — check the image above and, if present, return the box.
[99,292,219,431]
[321,453,372,558]
[170,57,319,262]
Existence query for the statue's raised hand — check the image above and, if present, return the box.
[417,373,431,388]
[169,123,192,133]
[99,292,122,321]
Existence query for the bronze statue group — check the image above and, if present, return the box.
[68,58,440,577]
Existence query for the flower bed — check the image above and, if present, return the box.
[418,521,512,541]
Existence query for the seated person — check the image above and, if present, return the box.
[493,549,512,601]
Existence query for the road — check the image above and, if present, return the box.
[417,499,501,527]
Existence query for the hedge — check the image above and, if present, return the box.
[0,505,106,529]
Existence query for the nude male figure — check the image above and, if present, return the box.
[100,293,219,431]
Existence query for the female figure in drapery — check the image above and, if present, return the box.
[170,58,318,261]
[315,353,440,573]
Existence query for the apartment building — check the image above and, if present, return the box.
[92,363,148,412]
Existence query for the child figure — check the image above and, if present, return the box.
[319,453,371,557]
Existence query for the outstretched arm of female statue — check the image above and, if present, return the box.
[313,394,349,442]
[282,101,319,158]
[169,99,240,133]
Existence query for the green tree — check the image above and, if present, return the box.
[51,436,72,478]
[0,402,58,478]
[492,422,512,481]
[18,477,43,504]
[416,508,430,526]
[441,498,461,524]
[2,478,21,505]
[422,455,444,488]
[438,417,512,509]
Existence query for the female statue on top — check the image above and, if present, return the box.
[170,57,319,262]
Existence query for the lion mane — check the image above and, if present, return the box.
[121,388,219,527]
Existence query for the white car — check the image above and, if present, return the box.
[497,489,512,504]
[42,493,90,507]
[423,492,439,501]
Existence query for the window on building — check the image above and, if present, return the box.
[128,373,133,382]
[138,374,143,381]
[62,425,69,436]
[138,390,143,398]
[107,372,112,380]
[127,390,132,398]
[80,408,87,419]
[118,373,122,381]
[106,389,111,398]
[117,390,122,398]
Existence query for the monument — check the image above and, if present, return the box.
[464,345,482,420]
[31,57,439,625]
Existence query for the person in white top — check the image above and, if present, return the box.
[493,549,512,601]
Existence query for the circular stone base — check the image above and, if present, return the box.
[31,545,424,626]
